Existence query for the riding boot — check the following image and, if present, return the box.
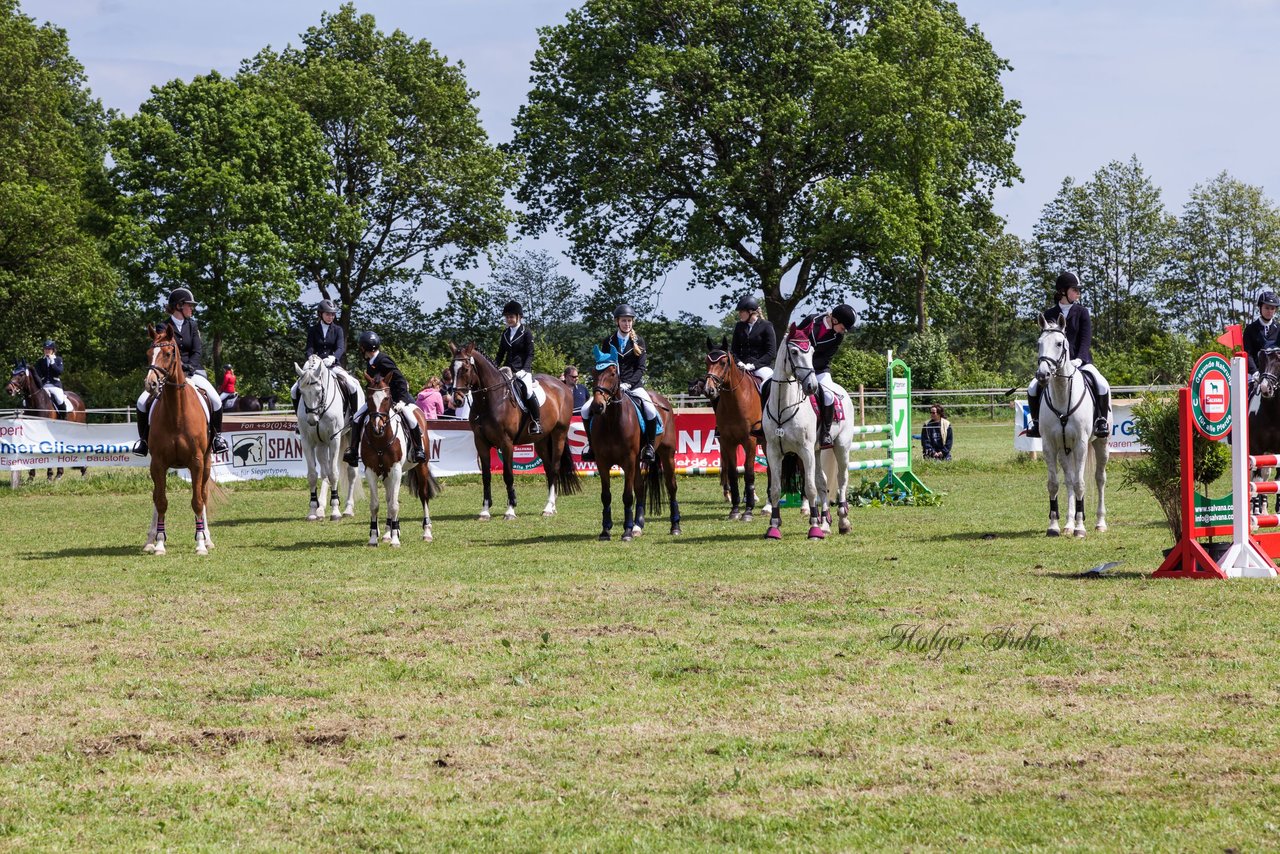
[641,417,657,463]
[818,399,834,449]
[1025,389,1042,438]
[343,417,364,466]
[526,392,542,434]
[1093,391,1111,439]
[210,407,229,454]
[753,380,771,438]
[407,421,428,463]
[133,413,150,456]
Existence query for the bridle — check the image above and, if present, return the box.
[591,364,621,412]
[299,358,339,440]
[6,368,31,398]
[702,352,739,401]
[145,339,186,396]
[451,353,507,407]
[766,339,814,427]
[1260,347,1280,398]
[1036,327,1075,382]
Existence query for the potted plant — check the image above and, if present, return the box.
[1123,393,1229,545]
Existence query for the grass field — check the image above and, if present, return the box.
[3,421,1280,851]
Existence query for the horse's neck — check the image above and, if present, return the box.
[1047,367,1078,400]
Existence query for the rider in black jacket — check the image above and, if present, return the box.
[1026,272,1111,439]
[580,304,660,463]
[343,331,427,465]
[292,299,360,416]
[495,300,541,434]
[793,304,856,448]
[1244,289,1280,378]
[729,295,777,429]
[34,340,68,413]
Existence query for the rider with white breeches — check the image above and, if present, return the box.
[729,295,777,436]
[496,300,542,434]
[1026,272,1110,440]
[133,287,228,456]
[34,340,68,412]
[793,304,858,448]
[293,299,360,413]
[580,303,659,463]
[342,331,427,465]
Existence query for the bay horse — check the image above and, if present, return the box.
[6,361,88,481]
[362,375,439,546]
[761,329,826,540]
[449,342,581,520]
[1034,313,1108,537]
[142,323,216,555]
[587,347,681,541]
[702,337,762,521]
[295,355,362,521]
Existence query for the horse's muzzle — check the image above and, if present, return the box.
[802,377,818,396]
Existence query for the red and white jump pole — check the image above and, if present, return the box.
[1216,356,1278,578]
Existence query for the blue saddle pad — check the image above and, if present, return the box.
[625,391,664,435]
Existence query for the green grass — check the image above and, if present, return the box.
[3,421,1279,851]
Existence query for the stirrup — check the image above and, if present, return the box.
[819,433,833,450]
[412,446,427,463]
[1025,421,1041,438]
[1093,418,1109,439]
[641,444,656,462]
[211,434,229,454]
[529,419,542,434]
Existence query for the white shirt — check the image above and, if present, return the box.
[170,311,185,330]
[1058,299,1073,320]
[320,322,330,337]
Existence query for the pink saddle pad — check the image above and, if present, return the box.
[808,395,844,421]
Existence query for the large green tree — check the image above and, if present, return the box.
[245,4,516,336]
[1031,156,1173,345]
[0,0,115,366]
[109,72,331,372]
[511,0,1021,337]
[1163,172,1280,337]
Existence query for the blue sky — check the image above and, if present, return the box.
[28,0,1280,318]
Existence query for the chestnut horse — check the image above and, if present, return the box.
[6,361,88,481]
[450,342,580,520]
[587,348,681,541]
[702,337,762,521]
[142,323,216,555]
[362,375,439,546]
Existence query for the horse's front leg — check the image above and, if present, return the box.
[147,461,168,555]
[599,468,613,541]
[366,470,381,546]
[1045,444,1061,537]
[835,447,851,535]
[765,446,783,540]
[54,467,63,482]
[387,466,402,547]
[1067,441,1087,539]
[742,437,757,523]
[305,442,321,521]
[421,466,434,542]
[667,448,681,536]
[478,443,493,521]
[814,448,832,534]
[501,442,517,521]
[727,442,742,520]
[324,440,343,521]
[804,447,825,540]
[621,464,637,541]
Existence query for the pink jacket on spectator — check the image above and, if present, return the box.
[416,388,445,419]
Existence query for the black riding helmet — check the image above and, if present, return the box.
[358,331,381,352]
[1258,289,1280,308]
[737,295,759,313]
[614,304,636,320]
[832,304,857,329]
[503,300,523,317]
[317,299,338,316]
[43,339,56,350]
[1054,272,1081,296]
[167,287,196,310]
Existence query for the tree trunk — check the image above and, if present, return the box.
[762,272,801,343]
[212,331,223,378]
[915,253,930,334]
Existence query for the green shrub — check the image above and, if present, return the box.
[830,348,889,391]
[903,328,955,390]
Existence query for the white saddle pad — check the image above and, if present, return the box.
[512,378,547,413]
[148,392,210,425]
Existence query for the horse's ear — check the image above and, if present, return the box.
[1037,313,1048,330]
[706,337,715,352]
[448,340,457,355]
[788,322,796,336]
[720,335,728,350]
[294,362,304,376]
[364,371,374,385]
[146,323,156,340]
[1056,314,1066,329]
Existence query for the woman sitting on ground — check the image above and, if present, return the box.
[921,405,953,461]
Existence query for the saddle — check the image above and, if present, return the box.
[623,390,665,436]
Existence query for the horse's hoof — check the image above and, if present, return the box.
[1095,522,1108,533]
[153,544,166,556]
[742,512,753,523]
[196,546,208,556]
[142,543,156,554]
[542,510,555,517]
[329,513,342,522]
[1073,529,1086,539]
[367,539,378,547]
[621,532,633,542]
[478,513,491,522]
[423,531,433,542]
[504,512,516,521]
[765,527,782,540]
[390,540,401,548]
[343,510,355,518]
[1046,528,1060,538]
[598,532,611,541]
[307,513,319,521]
[632,526,644,538]
[808,526,826,539]
[728,511,741,522]
[670,526,682,536]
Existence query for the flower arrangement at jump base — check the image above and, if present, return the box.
[847,478,944,508]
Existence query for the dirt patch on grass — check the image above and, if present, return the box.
[79,727,351,757]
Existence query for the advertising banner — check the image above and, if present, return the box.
[1013,400,1146,455]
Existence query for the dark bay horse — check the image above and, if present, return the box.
[142,323,216,555]
[587,353,681,541]
[703,337,762,521]
[450,342,581,520]
[6,361,88,481]
[1249,348,1280,512]
[362,375,439,546]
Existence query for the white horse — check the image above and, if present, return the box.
[762,329,827,540]
[295,355,362,521]
[815,381,855,536]
[1035,314,1109,537]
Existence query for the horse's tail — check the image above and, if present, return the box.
[408,463,442,502]
[646,453,666,519]
[781,452,803,495]
[556,435,583,495]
